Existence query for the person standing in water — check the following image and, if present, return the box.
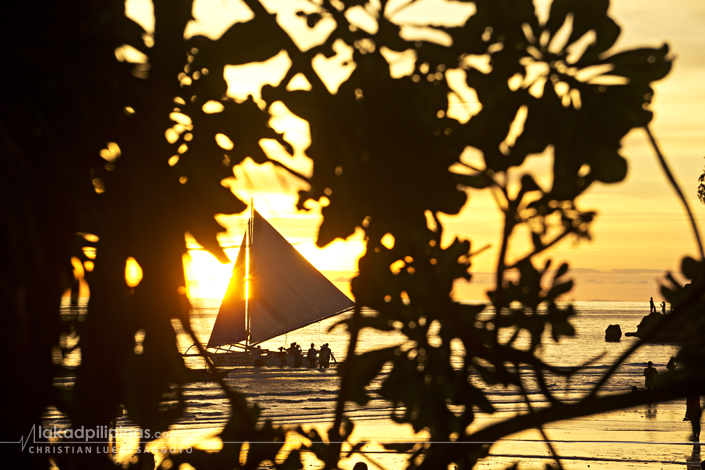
[667,357,676,373]
[644,361,658,389]
[686,394,702,441]
[328,344,336,366]
[319,344,329,369]
[307,343,317,368]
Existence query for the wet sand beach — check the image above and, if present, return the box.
[114,397,701,469]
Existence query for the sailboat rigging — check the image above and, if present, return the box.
[201,207,355,366]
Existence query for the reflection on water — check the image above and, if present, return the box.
[53,299,698,468]
[687,443,701,469]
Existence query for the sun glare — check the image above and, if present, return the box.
[183,249,234,300]
[183,220,363,300]
[125,257,143,288]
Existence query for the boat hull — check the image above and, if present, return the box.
[205,350,316,368]
[208,351,267,367]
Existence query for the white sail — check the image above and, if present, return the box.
[206,233,247,349]
[207,210,354,348]
[248,210,355,343]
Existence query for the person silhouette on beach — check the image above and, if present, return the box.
[685,394,702,441]
[278,346,286,366]
[644,361,658,389]
[661,301,667,315]
[668,357,676,373]
[650,297,656,313]
[295,343,302,367]
[318,343,336,368]
[319,344,329,369]
[307,343,317,368]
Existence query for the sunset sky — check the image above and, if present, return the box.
[126,0,705,303]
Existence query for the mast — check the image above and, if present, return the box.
[245,200,254,347]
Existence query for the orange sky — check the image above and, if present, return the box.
[122,0,705,303]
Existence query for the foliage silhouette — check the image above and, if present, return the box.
[698,158,705,206]
[2,1,704,469]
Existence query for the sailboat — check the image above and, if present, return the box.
[203,208,355,367]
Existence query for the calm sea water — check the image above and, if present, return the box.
[51,300,694,469]
[170,300,679,429]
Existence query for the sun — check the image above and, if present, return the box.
[183,223,364,301]
[183,248,237,300]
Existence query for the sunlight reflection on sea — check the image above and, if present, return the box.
[52,299,694,469]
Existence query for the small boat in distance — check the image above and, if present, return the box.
[194,207,355,367]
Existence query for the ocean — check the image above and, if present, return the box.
[175,300,678,426]
[52,300,699,469]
